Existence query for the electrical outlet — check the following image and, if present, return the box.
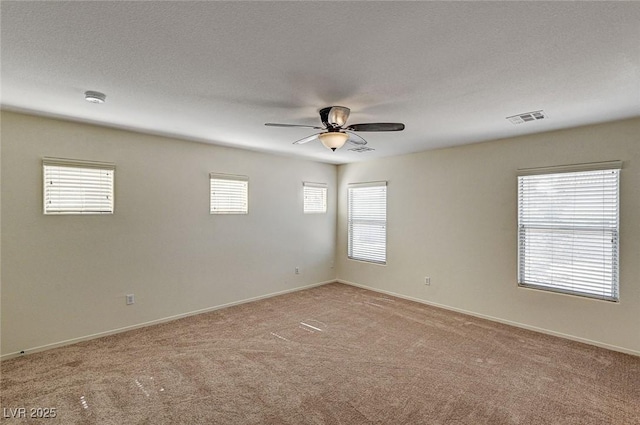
[126,294,135,305]
[295,267,300,275]
[424,277,431,285]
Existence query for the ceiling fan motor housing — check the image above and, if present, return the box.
[320,106,350,128]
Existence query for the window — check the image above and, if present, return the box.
[348,182,387,264]
[517,161,621,301]
[43,157,114,214]
[303,182,327,213]
[210,173,248,214]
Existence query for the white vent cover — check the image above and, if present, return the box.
[507,110,546,125]
[348,146,375,153]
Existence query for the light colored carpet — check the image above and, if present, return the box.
[1,283,639,424]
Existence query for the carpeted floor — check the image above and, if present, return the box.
[1,283,639,424]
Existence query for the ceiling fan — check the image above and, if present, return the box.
[265,106,405,151]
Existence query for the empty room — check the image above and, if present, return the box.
[1,2,639,424]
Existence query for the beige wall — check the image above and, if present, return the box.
[1,111,337,357]
[337,118,640,355]
[3,111,638,358]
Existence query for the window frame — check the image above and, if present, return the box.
[43,157,115,215]
[209,173,249,215]
[517,161,622,302]
[347,181,387,265]
[303,182,328,214]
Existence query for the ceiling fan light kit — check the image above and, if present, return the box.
[265,106,404,152]
[319,132,349,151]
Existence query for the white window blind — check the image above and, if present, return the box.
[348,182,387,264]
[303,182,327,214]
[517,162,621,301]
[43,158,114,215]
[210,173,248,214]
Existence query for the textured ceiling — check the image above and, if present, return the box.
[1,1,639,164]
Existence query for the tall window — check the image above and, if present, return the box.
[210,173,248,214]
[43,157,114,215]
[348,182,387,264]
[517,162,621,301]
[303,182,327,214]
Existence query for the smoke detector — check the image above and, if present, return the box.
[507,110,545,125]
[84,91,106,104]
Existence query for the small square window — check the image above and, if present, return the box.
[43,158,114,215]
[303,182,327,214]
[210,173,248,214]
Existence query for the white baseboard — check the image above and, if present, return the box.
[1,280,334,361]
[337,279,640,358]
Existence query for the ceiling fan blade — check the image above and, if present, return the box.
[265,123,324,130]
[293,133,321,145]
[345,131,368,146]
[345,123,405,132]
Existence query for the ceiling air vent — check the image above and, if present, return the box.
[348,146,375,153]
[507,110,546,125]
